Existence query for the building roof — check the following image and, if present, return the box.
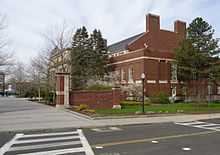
[107,32,144,53]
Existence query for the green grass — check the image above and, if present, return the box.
[94,101,220,115]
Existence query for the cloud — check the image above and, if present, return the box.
[0,0,219,65]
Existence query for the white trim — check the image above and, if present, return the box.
[108,48,144,58]
[159,80,168,83]
[121,81,126,84]
[135,80,142,84]
[128,80,134,84]
[147,80,156,83]
[109,56,174,66]
[170,80,178,84]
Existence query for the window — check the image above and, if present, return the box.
[171,63,177,80]
[160,59,166,62]
[121,69,126,81]
[218,87,220,94]
[129,67,134,81]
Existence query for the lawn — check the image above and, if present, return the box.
[94,101,220,115]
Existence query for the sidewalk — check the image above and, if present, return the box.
[94,113,220,126]
[0,98,99,133]
[1,97,220,133]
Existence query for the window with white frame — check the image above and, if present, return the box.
[217,87,220,94]
[121,69,126,81]
[171,63,177,80]
[210,85,213,94]
[129,67,134,81]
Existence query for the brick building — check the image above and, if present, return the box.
[52,13,220,104]
[107,13,186,98]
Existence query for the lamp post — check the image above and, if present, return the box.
[208,83,211,117]
[141,73,145,113]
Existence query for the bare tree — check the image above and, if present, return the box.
[30,51,53,102]
[0,14,14,73]
[10,61,27,97]
[43,21,72,73]
[28,21,73,103]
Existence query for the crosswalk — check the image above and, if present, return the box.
[0,129,94,155]
[175,121,220,131]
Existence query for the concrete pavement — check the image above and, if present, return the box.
[0,98,100,133]
[1,97,220,133]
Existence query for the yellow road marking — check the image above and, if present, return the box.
[91,131,217,148]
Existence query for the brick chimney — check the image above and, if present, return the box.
[146,13,160,32]
[174,20,186,35]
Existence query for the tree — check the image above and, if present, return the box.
[10,62,27,97]
[44,21,72,73]
[33,21,73,102]
[0,14,14,73]
[71,26,90,90]
[29,51,52,102]
[71,27,109,90]
[173,17,220,104]
[89,29,109,77]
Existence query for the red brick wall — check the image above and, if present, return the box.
[128,14,186,52]
[60,76,64,91]
[108,14,186,97]
[69,89,125,108]
[56,95,64,105]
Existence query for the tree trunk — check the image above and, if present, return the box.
[38,87,41,102]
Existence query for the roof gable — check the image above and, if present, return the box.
[107,32,144,53]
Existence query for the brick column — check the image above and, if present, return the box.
[55,73,70,108]
[112,88,121,105]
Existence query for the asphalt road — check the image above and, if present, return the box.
[1,119,220,155]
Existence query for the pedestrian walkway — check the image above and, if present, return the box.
[175,121,220,131]
[0,98,99,132]
[0,129,94,155]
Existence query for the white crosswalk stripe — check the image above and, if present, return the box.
[92,127,122,132]
[175,121,220,131]
[0,129,94,155]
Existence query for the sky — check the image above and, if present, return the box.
[0,0,220,65]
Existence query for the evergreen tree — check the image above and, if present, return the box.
[71,26,90,90]
[71,27,109,90]
[89,29,109,78]
[173,17,220,103]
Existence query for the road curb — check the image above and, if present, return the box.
[62,108,93,120]
[61,108,187,120]
[1,116,220,134]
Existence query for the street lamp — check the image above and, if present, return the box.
[208,83,211,117]
[141,73,145,113]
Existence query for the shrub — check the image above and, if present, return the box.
[74,104,89,111]
[120,101,150,106]
[87,84,112,90]
[149,91,170,104]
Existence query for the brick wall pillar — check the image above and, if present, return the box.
[112,88,120,105]
[55,73,70,108]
